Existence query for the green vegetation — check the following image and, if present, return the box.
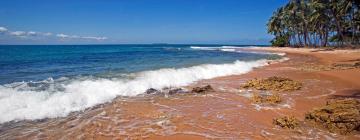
[268,0,360,47]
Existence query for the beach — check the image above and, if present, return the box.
[1,0,359,139]
[0,47,359,139]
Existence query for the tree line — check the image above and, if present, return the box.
[267,0,360,47]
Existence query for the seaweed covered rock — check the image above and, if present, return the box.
[273,116,299,129]
[354,62,360,68]
[251,93,282,104]
[305,99,360,135]
[301,62,360,72]
[241,76,302,91]
[191,85,214,94]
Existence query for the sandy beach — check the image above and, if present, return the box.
[1,47,359,139]
[1,0,359,139]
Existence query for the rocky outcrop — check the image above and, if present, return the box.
[305,99,360,135]
[300,62,360,71]
[145,87,189,95]
[191,85,214,94]
[251,93,282,104]
[168,88,188,95]
[241,76,302,91]
[273,116,299,129]
[145,88,161,94]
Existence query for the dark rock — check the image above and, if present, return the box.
[354,62,360,68]
[273,116,299,129]
[168,88,188,95]
[305,98,360,135]
[191,85,214,93]
[145,88,160,94]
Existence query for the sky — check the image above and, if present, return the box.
[0,0,288,45]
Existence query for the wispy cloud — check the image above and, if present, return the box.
[10,31,27,36]
[81,36,107,40]
[56,33,69,38]
[27,31,38,36]
[43,32,52,36]
[56,33,107,41]
[0,27,8,33]
[0,26,108,41]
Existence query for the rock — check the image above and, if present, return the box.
[305,98,360,135]
[273,116,299,129]
[191,85,214,93]
[251,93,263,104]
[145,88,160,94]
[265,93,282,104]
[354,62,360,68]
[241,76,302,91]
[251,93,282,104]
[168,88,188,95]
[332,63,357,70]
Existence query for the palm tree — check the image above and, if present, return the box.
[309,0,331,47]
[267,0,359,47]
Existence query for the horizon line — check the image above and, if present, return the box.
[0,43,270,46]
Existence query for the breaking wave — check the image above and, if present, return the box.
[190,46,286,56]
[0,59,275,123]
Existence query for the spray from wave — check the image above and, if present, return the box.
[0,59,279,123]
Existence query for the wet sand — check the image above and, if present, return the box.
[1,47,360,139]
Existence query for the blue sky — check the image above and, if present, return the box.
[0,0,287,45]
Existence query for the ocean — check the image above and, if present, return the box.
[0,44,282,123]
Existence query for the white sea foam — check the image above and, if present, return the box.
[0,59,274,123]
[190,46,218,50]
[190,46,286,56]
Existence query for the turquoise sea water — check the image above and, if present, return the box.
[0,44,282,123]
[0,44,272,84]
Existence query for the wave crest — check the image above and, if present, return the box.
[0,59,272,123]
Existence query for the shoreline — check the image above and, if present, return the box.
[1,47,359,139]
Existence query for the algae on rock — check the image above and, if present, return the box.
[191,85,214,94]
[241,76,302,91]
[305,98,360,135]
[273,116,299,129]
[251,93,282,104]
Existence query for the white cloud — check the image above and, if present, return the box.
[56,33,107,41]
[0,27,8,33]
[56,34,81,39]
[81,36,108,40]
[43,32,52,36]
[56,33,69,38]
[2,26,107,41]
[27,31,37,36]
[10,31,26,36]
[70,35,80,39]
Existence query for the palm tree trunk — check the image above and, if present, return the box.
[324,29,328,47]
[303,27,308,47]
[331,10,345,45]
[351,8,355,44]
[297,33,303,47]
